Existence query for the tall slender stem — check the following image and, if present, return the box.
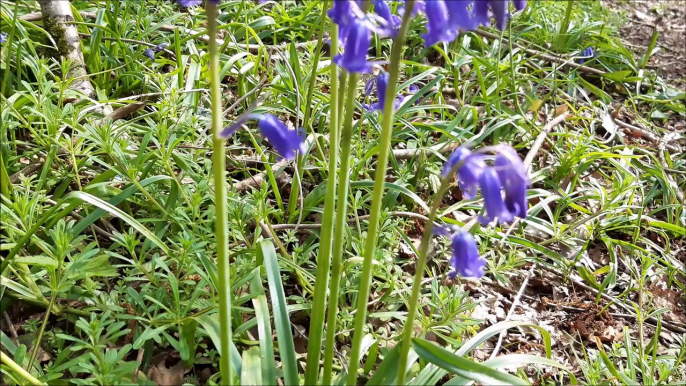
[321,70,359,385]
[289,2,330,218]
[1,352,45,386]
[303,22,340,386]
[396,180,451,384]
[207,4,232,384]
[345,2,415,384]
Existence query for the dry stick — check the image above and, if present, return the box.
[77,33,177,57]
[270,211,433,231]
[613,118,681,153]
[38,2,95,98]
[489,111,569,360]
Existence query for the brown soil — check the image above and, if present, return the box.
[606,1,686,90]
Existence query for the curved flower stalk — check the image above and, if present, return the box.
[396,144,530,383]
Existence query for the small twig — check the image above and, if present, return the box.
[613,118,681,153]
[270,211,433,231]
[489,263,537,359]
[77,33,176,57]
[9,162,45,183]
[523,111,570,170]
[3,312,18,339]
[132,347,145,382]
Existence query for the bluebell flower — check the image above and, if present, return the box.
[144,49,155,60]
[422,0,455,46]
[154,42,169,52]
[373,0,401,37]
[219,114,305,161]
[472,0,494,28]
[494,146,529,218]
[449,231,484,278]
[445,0,479,32]
[408,84,419,94]
[513,0,527,11]
[432,224,454,237]
[256,114,306,160]
[442,147,485,199]
[489,0,510,30]
[478,168,514,225]
[363,72,402,111]
[178,0,220,7]
[443,144,529,223]
[0,33,7,44]
[334,18,374,73]
[178,0,202,6]
[577,47,596,64]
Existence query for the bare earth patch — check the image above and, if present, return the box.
[605,0,686,89]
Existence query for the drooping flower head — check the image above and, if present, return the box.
[0,33,7,44]
[178,0,221,7]
[334,18,373,73]
[256,114,307,160]
[577,47,596,64]
[144,49,155,60]
[449,231,484,278]
[219,113,305,161]
[373,0,402,37]
[363,72,402,111]
[443,144,529,225]
[422,0,455,46]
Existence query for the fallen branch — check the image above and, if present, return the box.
[38,1,95,98]
[614,118,681,153]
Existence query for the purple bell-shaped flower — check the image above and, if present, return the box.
[450,231,484,278]
[478,168,514,225]
[422,0,455,46]
[334,18,373,73]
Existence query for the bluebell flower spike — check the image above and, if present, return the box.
[449,231,484,279]
[477,168,514,225]
[257,114,307,161]
[373,0,401,37]
[334,18,373,73]
[422,0,455,47]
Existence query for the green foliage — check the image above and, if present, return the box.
[1,0,684,385]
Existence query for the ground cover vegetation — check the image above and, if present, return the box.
[0,0,685,385]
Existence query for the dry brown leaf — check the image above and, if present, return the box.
[146,353,189,386]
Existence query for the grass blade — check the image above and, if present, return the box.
[258,240,298,386]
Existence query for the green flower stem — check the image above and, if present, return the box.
[321,70,359,385]
[289,1,330,218]
[395,179,452,385]
[303,24,340,386]
[207,4,232,384]
[345,2,416,384]
[1,352,45,386]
